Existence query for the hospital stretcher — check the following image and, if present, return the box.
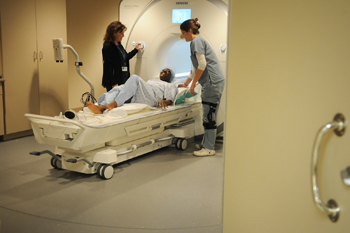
[25,102,201,179]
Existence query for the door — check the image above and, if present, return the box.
[0,0,39,134]
[223,0,350,232]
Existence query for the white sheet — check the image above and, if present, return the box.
[78,103,155,128]
[76,101,200,128]
[83,103,153,118]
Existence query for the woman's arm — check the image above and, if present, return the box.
[178,77,192,88]
[126,43,141,60]
[189,53,206,95]
[102,44,118,86]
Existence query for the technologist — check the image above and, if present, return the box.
[102,21,142,92]
[179,18,225,157]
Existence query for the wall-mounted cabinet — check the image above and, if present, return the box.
[0,81,4,136]
[0,0,68,136]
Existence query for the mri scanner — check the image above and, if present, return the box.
[25,0,228,179]
[120,0,228,133]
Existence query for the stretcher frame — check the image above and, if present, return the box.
[25,102,201,179]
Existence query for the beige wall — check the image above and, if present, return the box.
[66,0,122,109]
[223,0,350,232]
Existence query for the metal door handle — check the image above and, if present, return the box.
[33,51,37,62]
[311,113,346,222]
[39,51,43,61]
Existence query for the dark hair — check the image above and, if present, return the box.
[103,21,127,43]
[180,18,201,34]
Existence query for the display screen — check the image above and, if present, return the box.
[172,9,191,24]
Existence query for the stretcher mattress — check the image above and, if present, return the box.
[25,102,201,153]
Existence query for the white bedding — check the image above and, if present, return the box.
[76,101,200,128]
[78,103,155,128]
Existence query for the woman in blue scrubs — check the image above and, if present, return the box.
[179,18,225,157]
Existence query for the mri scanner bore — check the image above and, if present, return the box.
[25,0,228,179]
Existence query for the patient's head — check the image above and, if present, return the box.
[159,68,172,82]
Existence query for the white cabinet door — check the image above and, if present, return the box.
[0,0,39,134]
[223,0,350,232]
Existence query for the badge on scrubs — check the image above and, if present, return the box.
[122,66,128,72]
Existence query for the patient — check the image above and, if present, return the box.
[87,68,177,114]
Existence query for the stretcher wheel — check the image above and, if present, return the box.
[50,157,62,170]
[175,138,188,150]
[97,164,104,177]
[50,157,56,168]
[54,159,62,170]
[99,164,114,180]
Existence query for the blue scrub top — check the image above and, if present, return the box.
[190,36,225,102]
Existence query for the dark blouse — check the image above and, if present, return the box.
[102,41,138,88]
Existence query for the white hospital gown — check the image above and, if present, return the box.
[98,75,178,107]
[131,78,178,106]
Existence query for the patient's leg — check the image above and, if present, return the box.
[114,75,140,107]
[105,101,118,110]
[87,101,105,114]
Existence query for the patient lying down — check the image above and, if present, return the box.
[87,68,178,114]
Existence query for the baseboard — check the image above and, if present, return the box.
[1,129,33,141]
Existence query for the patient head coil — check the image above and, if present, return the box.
[64,110,78,120]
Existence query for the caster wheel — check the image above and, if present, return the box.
[50,157,56,168]
[50,157,62,170]
[97,164,104,177]
[176,138,188,150]
[54,158,62,170]
[175,138,181,149]
[100,165,114,180]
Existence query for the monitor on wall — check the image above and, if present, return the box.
[172,9,191,24]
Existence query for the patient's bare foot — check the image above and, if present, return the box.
[105,101,118,110]
[86,101,104,114]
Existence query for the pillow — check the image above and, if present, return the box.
[185,91,197,98]
[174,87,187,105]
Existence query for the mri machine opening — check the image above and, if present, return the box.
[120,0,228,134]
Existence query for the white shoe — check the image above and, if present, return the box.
[195,144,201,150]
[193,148,216,157]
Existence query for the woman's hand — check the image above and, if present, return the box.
[156,100,172,109]
[135,42,142,50]
[190,85,196,96]
[178,84,187,88]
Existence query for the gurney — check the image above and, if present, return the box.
[25,101,201,179]
[28,40,203,179]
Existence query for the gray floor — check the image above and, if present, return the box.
[0,136,224,233]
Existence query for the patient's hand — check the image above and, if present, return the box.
[156,100,172,109]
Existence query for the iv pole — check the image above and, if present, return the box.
[53,38,95,100]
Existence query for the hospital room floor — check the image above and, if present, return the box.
[0,135,224,233]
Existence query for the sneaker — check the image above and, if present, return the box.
[195,144,201,150]
[193,148,216,157]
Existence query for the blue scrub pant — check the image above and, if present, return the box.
[98,75,139,107]
[200,79,225,150]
